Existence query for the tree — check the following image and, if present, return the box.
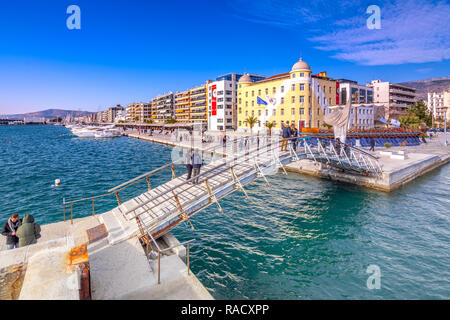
[265,121,274,136]
[322,122,332,130]
[244,116,258,135]
[399,114,420,128]
[165,118,177,124]
[406,100,432,127]
[144,119,154,124]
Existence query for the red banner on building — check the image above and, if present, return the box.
[211,84,217,116]
[336,81,340,105]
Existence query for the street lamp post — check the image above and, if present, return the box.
[444,107,448,146]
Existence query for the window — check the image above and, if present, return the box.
[251,110,254,116]
[300,84,304,91]
[252,91,254,97]
[226,104,232,109]
[273,109,276,116]
[252,101,254,107]
[227,118,232,123]
[239,121,241,126]
[245,111,248,116]
[245,92,248,97]
[238,98,241,104]
[218,90,224,95]
[258,89,261,96]
[292,74,296,78]
[218,98,223,102]
[238,108,242,114]
[258,110,261,116]
[226,90,232,95]
[265,88,268,95]
[299,96,304,103]
[265,110,268,116]
[281,108,284,115]
[281,86,284,93]
[300,73,304,77]
[292,96,295,103]
[246,101,248,107]
[273,87,276,94]
[300,108,304,115]
[281,97,284,104]
[292,108,295,115]
[292,84,295,91]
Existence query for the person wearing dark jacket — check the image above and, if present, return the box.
[290,124,298,151]
[16,214,41,248]
[369,138,375,151]
[192,150,203,185]
[1,213,22,250]
[281,123,292,151]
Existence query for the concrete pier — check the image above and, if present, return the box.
[285,133,450,192]
[0,213,213,300]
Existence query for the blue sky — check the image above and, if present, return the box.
[0,0,449,114]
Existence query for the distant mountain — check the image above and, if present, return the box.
[397,77,450,101]
[2,109,94,120]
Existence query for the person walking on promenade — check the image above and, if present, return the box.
[185,149,193,181]
[369,137,375,152]
[281,123,292,151]
[1,213,22,250]
[16,214,41,248]
[192,149,203,185]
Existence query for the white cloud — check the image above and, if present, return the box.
[227,0,450,66]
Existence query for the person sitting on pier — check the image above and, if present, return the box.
[192,150,203,185]
[1,213,22,250]
[16,214,41,248]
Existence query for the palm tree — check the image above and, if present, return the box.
[265,121,274,136]
[244,115,258,135]
[165,118,177,124]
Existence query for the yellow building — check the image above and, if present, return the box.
[174,83,209,127]
[237,58,337,133]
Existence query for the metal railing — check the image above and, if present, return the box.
[62,134,383,225]
[140,230,195,285]
[62,134,265,223]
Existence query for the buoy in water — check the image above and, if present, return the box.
[55,179,61,186]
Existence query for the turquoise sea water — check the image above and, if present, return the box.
[1,125,449,299]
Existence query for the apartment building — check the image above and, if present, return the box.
[174,83,209,128]
[126,102,154,122]
[106,104,125,123]
[368,80,417,118]
[428,91,450,121]
[152,93,174,123]
[208,73,265,131]
[237,58,337,133]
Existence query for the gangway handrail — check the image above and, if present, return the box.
[62,134,263,222]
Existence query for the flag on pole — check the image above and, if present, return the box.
[257,96,268,105]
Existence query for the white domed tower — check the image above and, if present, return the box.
[238,73,253,88]
[290,58,311,78]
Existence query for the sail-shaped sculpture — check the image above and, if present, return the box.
[323,98,351,143]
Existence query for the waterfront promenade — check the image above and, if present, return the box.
[126,129,450,192]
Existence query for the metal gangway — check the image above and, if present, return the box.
[64,135,382,249]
